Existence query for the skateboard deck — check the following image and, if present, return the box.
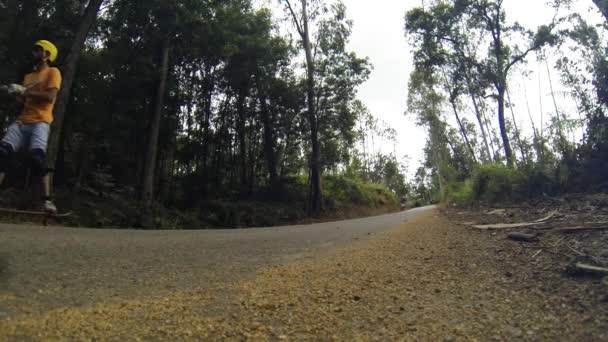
[0,207,72,226]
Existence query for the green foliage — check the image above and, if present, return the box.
[444,163,562,204]
[404,1,608,206]
[470,164,526,202]
[0,0,404,226]
[446,180,474,205]
[323,175,399,210]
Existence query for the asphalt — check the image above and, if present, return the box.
[0,206,434,318]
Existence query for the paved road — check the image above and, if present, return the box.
[0,206,434,317]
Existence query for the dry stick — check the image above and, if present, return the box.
[532,249,543,258]
[533,210,558,222]
[573,263,608,276]
[472,211,557,229]
[473,222,539,230]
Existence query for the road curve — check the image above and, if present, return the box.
[0,206,435,317]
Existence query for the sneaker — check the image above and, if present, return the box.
[43,200,57,214]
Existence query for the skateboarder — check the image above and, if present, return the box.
[0,40,62,213]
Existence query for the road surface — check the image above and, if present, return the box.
[1,205,606,341]
[0,206,433,317]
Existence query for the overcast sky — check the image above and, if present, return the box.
[259,0,605,175]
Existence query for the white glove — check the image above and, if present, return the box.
[7,84,26,95]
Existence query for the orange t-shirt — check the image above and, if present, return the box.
[18,66,62,124]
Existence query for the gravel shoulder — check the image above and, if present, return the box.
[1,207,606,340]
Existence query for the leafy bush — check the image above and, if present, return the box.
[324,175,399,209]
[446,180,474,204]
[445,163,561,204]
[470,163,524,202]
[277,175,308,202]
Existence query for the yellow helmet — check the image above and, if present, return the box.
[34,40,58,63]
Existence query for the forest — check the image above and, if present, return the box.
[405,0,608,205]
[0,0,408,228]
[0,0,606,228]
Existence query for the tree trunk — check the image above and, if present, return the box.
[593,0,608,22]
[450,100,477,163]
[466,81,492,161]
[259,95,278,195]
[430,128,446,200]
[236,93,248,193]
[358,115,368,177]
[78,0,87,16]
[442,71,477,164]
[200,67,214,199]
[483,109,499,161]
[493,18,513,166]
[248,117,259,194]
[158,114,178,204]
[506,88,527,164]
[301,0,322,215]
[497,86,514,166]
[487,1,514,167]
[47,0,104,176]
[450,99,477,164]
[141,39,170,202]
[442,128,468,173]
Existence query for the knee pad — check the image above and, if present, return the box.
[0,141,14,173]
[29,148,49,177]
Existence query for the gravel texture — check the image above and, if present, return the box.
[0,207,606,340]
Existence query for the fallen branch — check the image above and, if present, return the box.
[532,210,558,223]
[570,263,608,276]
[472,222,537,230]
[471,211,557,230]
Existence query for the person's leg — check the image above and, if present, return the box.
[0,122,25,187]
[29,123,55,212]
[29,148,51,192]
[0,143,11,185]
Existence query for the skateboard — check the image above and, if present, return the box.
[0,207,72,226]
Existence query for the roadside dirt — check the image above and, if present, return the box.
[1,208,606,340]
[450,192,608,282]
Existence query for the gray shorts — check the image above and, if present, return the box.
[1,121,50,151]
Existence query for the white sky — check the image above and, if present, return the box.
[342,1,420,170]
[258,0,605,176]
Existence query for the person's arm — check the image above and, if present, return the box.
[23,88,58,102]
[22,68,62,102]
